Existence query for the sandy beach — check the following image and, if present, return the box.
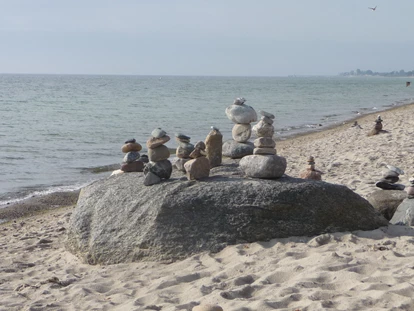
[2,103,414,311]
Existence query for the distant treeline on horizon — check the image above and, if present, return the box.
[339,69,414,77]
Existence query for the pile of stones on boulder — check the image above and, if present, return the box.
[184,141,210,180]
[120,139,148,172]
[222,98,257,158]
[143,128,172,186]
[375,165,405,190]
[299,156,323,181]
[204,126,222,168]
[174,133,194,172]
[239,110,287,178]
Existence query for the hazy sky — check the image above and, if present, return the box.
[1,0,413,76]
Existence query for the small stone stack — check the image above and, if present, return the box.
[239,110,287,179]
[252,110,276,155]
[299,156,323,181]
[368,115,383,136]
[174,133,194,172]
[184,141,210,180]
[222,98,257,158]
[205,126,222,168]
[406,177,414,198]
[120,139,145,172]
[375,165,405,190]
[143,128,172,186]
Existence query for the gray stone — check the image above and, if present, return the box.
[232,123,252,142]
[143,171,161,186]
[386,165,404,176]
[144,160,172,180]
[259,110,275,119]
[146,135,170,149]
[138,155,149,163]
[261,116,274,125]
[66,168,388,264]
[390,198,414,225]
[375,181,405,190]
[253,147,276,155]
[121,161,144,172]
[366,190,407,220]
[184,157,210,180]
[123,151,140,164]
[175,133,191,140]
[222,140,254,159]
[233,97,246,105]
[205,128,223,168]
[225,103,257,124]
[252,120,274,138]
[174,158,190,172]
[148,145,170,162]
[254,137,276,148]
[240,154,286,178]
[176,143,194,158]
[151,128,166,139]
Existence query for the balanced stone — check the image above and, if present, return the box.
[387,165,404,176]
[176,145,194,158]
[233,97,246,105]
[184,157,210,180]
[148,145,170,162]
[144,160,172,180]
[146,135,170,149]
[259,110,275,119]
[138,155,149,163]
[239,155,287,178]
[254,137,276,148]
[121,142,142,153]
[261,115,274,125]
[143,171,161,186]
[225,100,257,124]
[222,140,254,158]
[121,160,144,172]
[407,177,414,198]
[253,147,276,155]
[252,120,274,138]
[123,151,140,163]
[175,133,191,141]
[232,123,252,142]
[205,127,223,168]
[174,158,190,172]
[299,156,323,181]
[151,128,166,139]
[375,181,405,190]
[124,138,136,144]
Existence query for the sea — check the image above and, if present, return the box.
[1,74,413,206]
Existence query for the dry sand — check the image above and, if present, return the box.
[2,104,414,311]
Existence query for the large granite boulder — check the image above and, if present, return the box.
[390,198,414,225]
[366,190,407,220]
[66,168,387,265]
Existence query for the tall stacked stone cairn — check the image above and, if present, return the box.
[184,141,210,180]
[368,115,384,136]
[299,156,323,180]
[222,97,257,158]
[174,133,194,172]
[143,128,172,186]
[205,126,222,168]
[239,110,287,178]
[120,138,148,172]
[375,165,405,190]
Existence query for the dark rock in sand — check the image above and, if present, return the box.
[66,170,387,264]
[390,198,414,226]
[366,190,407,220]
[375,181,405,191]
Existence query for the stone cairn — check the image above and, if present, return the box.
[375,165,405,190]
[174,133,194,172]
[120,139,148,172]
[407,177,414,198]
[368,115,383,136]
[143,128,172,186]
[299,156,323,181]
[222,97,257,158]
[205,126,223,168]
[239,110,287,178]
[184,141,210,180]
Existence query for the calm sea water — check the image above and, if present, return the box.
[1,74,413,205]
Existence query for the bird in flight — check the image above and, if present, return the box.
[368,6,377,11]
[407,81,411,87]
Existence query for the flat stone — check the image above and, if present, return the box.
[232,123,252,143]
[122,143,142,153]
[253,147,276,155]
[375,181,405,191]
[143,172,161,186]
[151,128,166,139]
[205,128,223,168]
[148,145,170,162]
[146,135,170,149]
[144,160,172,180]
[123,151,140,164]
[184,157,210,180]
[124,138,136,144]
[382,170,399,178]
[254,137,276,148]
[379,176,399,184]
[252,120,274,138]
[225,103,257,124]
[240,154,287,179]
[387,165,404,175]
[222,140,254,159]
[121,161,144,173]
[175,133,191,140]
[259,110,275,119]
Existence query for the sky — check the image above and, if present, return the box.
[1,0,413,76]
